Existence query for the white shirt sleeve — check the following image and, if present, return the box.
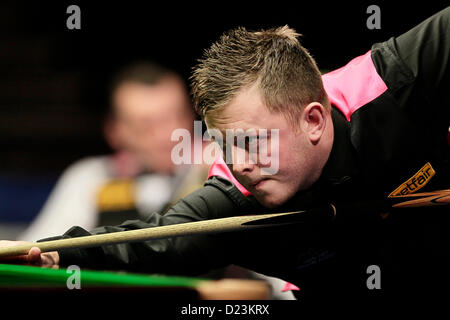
[19,157,111,242]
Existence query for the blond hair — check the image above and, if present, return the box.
[191,25,329,128]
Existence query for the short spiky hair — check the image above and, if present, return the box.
[191,25,328,127]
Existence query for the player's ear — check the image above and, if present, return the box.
[300,102,327,144]
[103,115,122,150]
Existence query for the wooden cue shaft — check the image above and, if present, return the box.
[0,210,306,258]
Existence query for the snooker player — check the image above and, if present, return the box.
[1,7,449,301]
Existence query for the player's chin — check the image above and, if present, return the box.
[256,192,289,209]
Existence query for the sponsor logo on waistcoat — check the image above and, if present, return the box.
[389,162,435,197]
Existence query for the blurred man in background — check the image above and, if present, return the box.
[20,62,208,241]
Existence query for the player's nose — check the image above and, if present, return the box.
[232,161,256,176]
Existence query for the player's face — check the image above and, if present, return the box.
[111,77,192,174]
[207,83,328,208]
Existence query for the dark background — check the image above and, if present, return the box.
[0,1,448,223]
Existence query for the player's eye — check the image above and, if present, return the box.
[244,136,259,152]
[247,136,258,146]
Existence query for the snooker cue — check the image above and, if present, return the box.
[0,189,447,258]
[0,205,336,258]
